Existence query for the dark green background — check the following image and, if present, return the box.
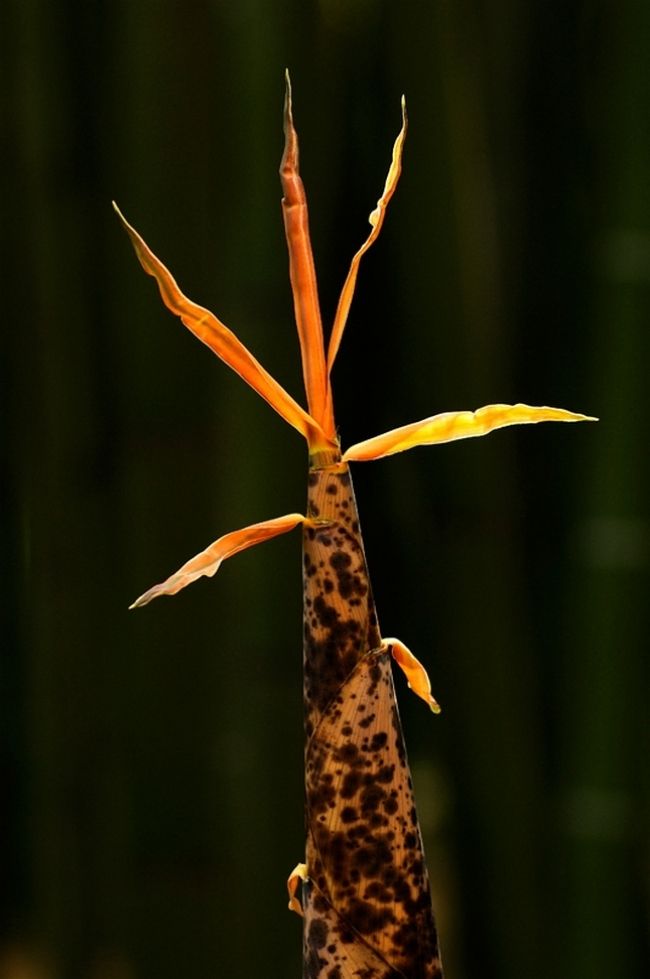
[3,2,648,978]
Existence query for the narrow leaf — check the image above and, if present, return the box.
[343,403,598,462]
[280,72,333,439]
[326,97,407,375]
[113,202,326,446]
[130,513,305,608]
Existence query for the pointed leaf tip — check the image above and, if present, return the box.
[283,69,294,126]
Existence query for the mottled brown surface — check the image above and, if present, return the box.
[302,461,443,979]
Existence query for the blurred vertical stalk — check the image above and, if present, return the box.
[436,4,546,977]
[6,0,131,972]
[559,4,649,977]
[392,2,549,976]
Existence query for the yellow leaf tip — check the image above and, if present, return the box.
[557,408,598,422]
[112,200,133,235]
[400,96,408,129]
[284,69,293,111]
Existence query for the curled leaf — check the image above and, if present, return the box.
[343,403,598,462]
[287,862,308,916]
[386,637,441,713]
[130,513,305,608]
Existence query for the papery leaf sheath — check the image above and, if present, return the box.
[302,462,443,979]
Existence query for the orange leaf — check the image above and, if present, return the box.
[326,97,407,375]
[113,202,328,448]
[386,638,441,713]
[280,72,333,439]
[343,403,598,462]
[286,862,308,916]
[130,513,305,608]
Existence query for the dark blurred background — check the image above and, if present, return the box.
[2,1,648,977]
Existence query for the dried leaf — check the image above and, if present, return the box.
[130,513,304,608]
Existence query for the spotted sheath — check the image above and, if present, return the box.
[303,459,443,979]
[116,71,594,979]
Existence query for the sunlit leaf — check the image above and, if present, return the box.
[343,403,598,462]
[130,513,305,608]
[387,637,441,712]
[113,202,326,446]
[280,71,333,438]
[326,97,407,375]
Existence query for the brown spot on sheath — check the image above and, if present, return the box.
[360,782,386,813]
[346,897,393,936]
[340,771,362,799]
[329,551,352,572]
[370,731,388,752]
[336,742,361,765]
[309,918,328,948]
[377,764,395,783]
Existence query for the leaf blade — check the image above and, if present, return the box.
[113,202,327,446]
[279,72,333,439]
[130,513,305,608]
[343,403,598,462]
[326,98,407,375]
